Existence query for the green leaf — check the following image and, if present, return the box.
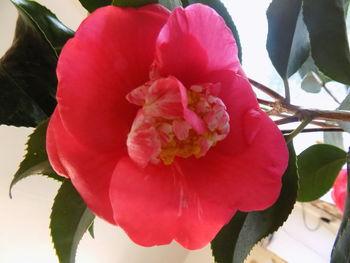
[87,221,95,239]
[11,0,74,56]
[297,144,346,202]
[303,0,350,85]
[78,0,112,13]
[211,141,298,263]
[51,180,95,263]
[188,0,242,63]
[331,219,350,262]
[9,120,63,197]
[0,0,73,127]
[331,152,350,262]
[298,56,332,84]
[266,0,309,78]
[211,212,247,263]
[0,17,56,126]
[301,71,322,93]
[112,0,158,7]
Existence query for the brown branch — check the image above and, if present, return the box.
[249,78,285,101]
[282,127,344,134]
[258,96,350,123]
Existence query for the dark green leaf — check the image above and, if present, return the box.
[51,180,95,263]
[0,0,73,127]
[11,0,74,56]
[331,219,350,262]
[211,212,247,263]
[331,151,350,262]
[303,0,350,85]
[298,56,333,84]
[9,120,63,197]
[266,0,309,78]
[232,141,298,263]
[297,144,346,202]
[0,16,57,127]
[211,141,298,263]
[112,0,158,7]
[87,221,95,239]
[301,71,322,93]
[188,0,242,62]
[78,0,112,13]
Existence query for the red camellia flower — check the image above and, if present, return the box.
[47,4,288,249]
[332,169,347,213]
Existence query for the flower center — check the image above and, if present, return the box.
[126,76,230,167]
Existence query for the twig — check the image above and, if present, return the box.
[322,83,340,104]
[281,127,344,134]
[258,98,350,122]
[249,78,285,101]
[285,118,312,143]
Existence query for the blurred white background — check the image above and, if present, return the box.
[0,0,347,262]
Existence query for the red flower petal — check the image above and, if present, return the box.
[110,157,237,249]
[47,109,122,224]
[154,4,240,85]
[178,110,287,212]
[206,70,261,156]
[110,157,179,246]
[332,169,347,213]
[56,5,169,152]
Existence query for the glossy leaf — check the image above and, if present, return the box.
[188,0,242,62]
[301,71,322,93]
[9,120,63,197]
[266,0,309,78]
[51,180,95,263]
[0,0,73,127]
[211,212,247,263]
[11,0,74,56]
[332,219,350,262]
[298,56,332,84]
[0,16,56,127]
[211,141,298,263]
[331,153,350,262]
[303,0,350,85]
[297,144,346,202]
[78,0,112,13]
[112,0,158,7]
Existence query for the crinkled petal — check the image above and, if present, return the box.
[204,70,262,156]
[47,109,124,224]
[110,157,237,249]
[56,5,170,152]
[154,4,240,85]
